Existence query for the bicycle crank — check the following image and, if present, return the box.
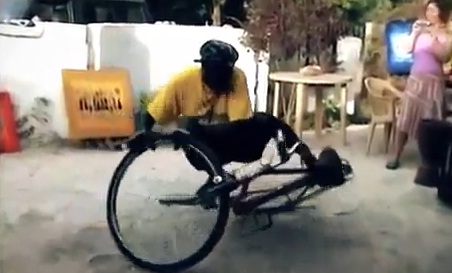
[157,194,218,209]
[157,194,199,206]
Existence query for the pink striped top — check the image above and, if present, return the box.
[411,32,446,76]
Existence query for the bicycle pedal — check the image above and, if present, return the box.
[157,194,199,206]
[239,213,273,236]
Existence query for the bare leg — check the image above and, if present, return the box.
[386,130,408,170]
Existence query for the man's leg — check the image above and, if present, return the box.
[256,113,316,169]
[178,113,316,171]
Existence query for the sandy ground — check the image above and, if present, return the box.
[1,125,452,273]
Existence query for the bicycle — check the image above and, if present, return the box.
[107,128,354,273]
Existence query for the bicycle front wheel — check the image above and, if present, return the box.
[106,134,230,273]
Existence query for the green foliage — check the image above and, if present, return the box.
[376,0,421,22]
[323,96,341,128]
[333,0,394,25]
[138,92,156,113]
[149,0,213,24]
[332,0,373,23]
[145,0,419,28]
[332,0,417,25]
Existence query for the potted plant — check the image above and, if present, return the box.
[134,91,155,132]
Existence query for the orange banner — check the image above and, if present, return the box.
[62,68,135,140]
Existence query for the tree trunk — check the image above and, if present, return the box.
[212,3,222,26]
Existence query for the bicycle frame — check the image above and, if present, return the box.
[233,170,317,215]
[197,142,352,216]
[131,130,353,217]
[109,124,355,273]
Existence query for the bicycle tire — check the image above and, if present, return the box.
[106,133,230,273]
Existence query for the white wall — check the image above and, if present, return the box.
[336,36,363,114]
[0,22,268,140]
[0,21,360,142]
[0,22,87,139]
[90,23,268,112]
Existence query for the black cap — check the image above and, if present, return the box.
[194,39,239,66]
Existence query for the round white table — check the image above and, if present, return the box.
[269,72,353,145]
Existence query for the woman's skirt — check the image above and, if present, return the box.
[397,74,445,139]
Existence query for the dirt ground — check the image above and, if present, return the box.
[1,125,452,273]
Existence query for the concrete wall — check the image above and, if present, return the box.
[0,22,87,141]
[92,23,267,111]
[336,36,363,114]
[0,21,361,144]
[0,22,269,142]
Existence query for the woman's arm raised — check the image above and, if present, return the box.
[431,31,452,63]
[406,20,426,53]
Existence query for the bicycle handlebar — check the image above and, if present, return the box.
[124,129,189,151]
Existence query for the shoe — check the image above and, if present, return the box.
[385,159,400,170]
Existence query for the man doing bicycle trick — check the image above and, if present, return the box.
[139,39,316,173]
[108,42,352,273]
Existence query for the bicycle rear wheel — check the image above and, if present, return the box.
[106,133,230,273]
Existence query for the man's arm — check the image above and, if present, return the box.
[145,77,181,129]
[228,68,252,121]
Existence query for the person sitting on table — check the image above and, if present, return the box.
[386,0,452,170]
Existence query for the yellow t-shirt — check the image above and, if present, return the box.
[147,65,252,125]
